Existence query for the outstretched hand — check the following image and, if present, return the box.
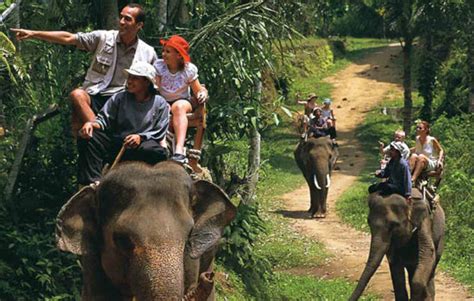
[10,28,33,41]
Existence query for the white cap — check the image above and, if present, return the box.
[124,61,158,89]
[390,141,405,154]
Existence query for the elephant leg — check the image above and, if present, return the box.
[308,186,318,217]
[314,189,327,218]
[427,271,436,300]
[388,256,409,301]
[411,221,436,301]
[407,264,416,298]
[321,189,328,215]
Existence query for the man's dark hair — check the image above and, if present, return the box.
[126,3,145,23]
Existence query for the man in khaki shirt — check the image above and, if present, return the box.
[11,4,157,134]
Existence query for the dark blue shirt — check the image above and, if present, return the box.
[378,158,412,197]
[95,91,169,141]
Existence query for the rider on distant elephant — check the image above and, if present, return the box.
[308,107,334,140]
[296,92,319,137]
[321,98,337,145]
[409,121,444,184]
[296,92,319,117]
[378,129,410,169]
[369,141,412,204]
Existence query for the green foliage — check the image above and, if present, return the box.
[0,2,93,298]
[0,207,81,300]
[218,202,272,298]
[214,264,247,301]
[266,272,377,301]
[432,115,474,289]
[331,2,384,37]
[433,47,471,118]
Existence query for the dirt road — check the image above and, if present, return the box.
[280,44,472,300]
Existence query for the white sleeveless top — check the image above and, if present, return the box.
[415,135,437,160]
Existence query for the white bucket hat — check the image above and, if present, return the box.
[390,141,404,154]
[124,61,158,89]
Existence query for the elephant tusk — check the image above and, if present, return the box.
[326,174,331,188]
[313,175,322,190]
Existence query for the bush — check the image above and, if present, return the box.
[217,202,272,299]
[0,207,81,300]
[432,115,474,287]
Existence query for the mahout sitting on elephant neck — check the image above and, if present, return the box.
[56,161,236,300]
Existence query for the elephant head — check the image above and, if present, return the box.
[294,136,338,218]
[56,161,237,301]
[350,192,445,301]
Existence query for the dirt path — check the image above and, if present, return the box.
[279,44,472,300]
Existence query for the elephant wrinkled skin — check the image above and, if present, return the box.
[56,161,237,301]
[350,192,445,301]
[294,136,338,218]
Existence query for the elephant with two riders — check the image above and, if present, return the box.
[56,161,236,300]
[350,191,445,301]
[294,136,338,218]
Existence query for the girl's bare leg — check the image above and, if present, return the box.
[171,100,193,155]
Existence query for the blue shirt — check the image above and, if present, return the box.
[95,91,169,141]
[378,158,412,197]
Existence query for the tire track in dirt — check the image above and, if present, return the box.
[278,44,472,300]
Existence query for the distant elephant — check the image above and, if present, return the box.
[56,161,237,301]
[294,136,338,218]
[350,191,445,301]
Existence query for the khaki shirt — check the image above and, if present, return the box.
[75,30,157,96]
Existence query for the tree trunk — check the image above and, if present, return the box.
[102,0,118,30]
[243,126,260,205]
[402,38,413,135]
[158,0,168,32]
[242,77,263,205]
[469,37,474,113]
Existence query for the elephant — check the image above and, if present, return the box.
[55,161,237,300]
[294,136,338,218]
[350,191,445,301]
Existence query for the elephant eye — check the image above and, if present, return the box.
[113,232,135,253]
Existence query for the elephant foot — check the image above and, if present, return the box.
[314,212,326,218]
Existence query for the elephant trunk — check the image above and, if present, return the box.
[131,243,185,301]
[349,233,390,301]
[313,160,329,191]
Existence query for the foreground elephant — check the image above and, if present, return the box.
[294,136,338,218]
[56,161,237,300]
[350,192,445,301]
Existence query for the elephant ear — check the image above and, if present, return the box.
[186,180,237,259]
[55,185,98,255]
